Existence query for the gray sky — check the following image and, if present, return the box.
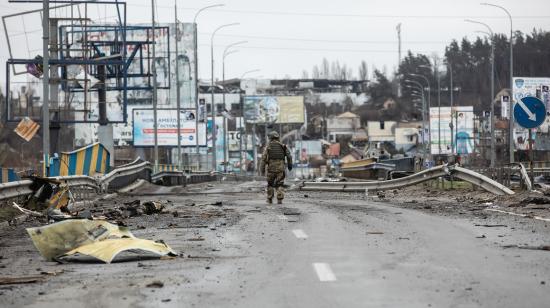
[1,0,550,85]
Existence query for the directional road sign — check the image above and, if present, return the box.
[514,96,546,129]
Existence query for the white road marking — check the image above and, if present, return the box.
[292,229,308,239]
[277,215,288,220]
[313,263,337,282]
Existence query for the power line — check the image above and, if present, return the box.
[198,32,448,45]
[126,3,550,19]
[199,44,438,54]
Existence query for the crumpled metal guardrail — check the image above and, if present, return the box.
[0,159,152,201]
[299,165,514,196]
[100,160,152,191]
[0,175,99,201]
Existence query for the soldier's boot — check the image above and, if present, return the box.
[267,198,273,204]
[277,199,283,204]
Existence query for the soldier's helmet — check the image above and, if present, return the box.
[268,131,280,140]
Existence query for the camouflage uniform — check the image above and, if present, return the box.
[260,133,292,204]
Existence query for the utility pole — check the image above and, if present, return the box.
[151,0,158,172]
[42,0,50,176]
[175,0,182,170]
[482,3,514,163]
[396,23,402,98]
[449,63,454,155]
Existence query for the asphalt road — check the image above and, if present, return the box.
[2,181,550,307]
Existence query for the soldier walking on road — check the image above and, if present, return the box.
[260,131,293,204]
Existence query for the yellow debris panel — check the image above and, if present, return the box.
[27,219,134,261]
[61,238,177,264]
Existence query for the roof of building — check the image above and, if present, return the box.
[337,111,359,118]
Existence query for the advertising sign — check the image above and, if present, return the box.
[512,77,550,146]
[429,107,452,155]
[513,77,550,111]
[133,109,206,146]
[429,106,474,155]
[452,106,475,155]
[243,96,304,124]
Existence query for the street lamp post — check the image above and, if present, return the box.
[482,2,514,163]
[151,0,159,173]
[222,41,247,173]
[409,73,432,155]
[405,80,427,161]
[193,4,224,171]
[240,69,261,172]
[466,19,496,167]
[210,22,239,171]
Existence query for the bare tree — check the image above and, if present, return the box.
[312,65,320,79]
[321,58,330,78]
[301,70,309,79]
[358,60,368,80]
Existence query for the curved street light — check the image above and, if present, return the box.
[409,73,432,154]
[466,19,496,167]
[192,3,224,169]
[481,2,514,163]
[241,69,261,79]
[405,80,428,159]
[220,40,247,173]
[210,22,239,170]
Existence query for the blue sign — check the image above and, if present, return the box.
[514,96,546,129]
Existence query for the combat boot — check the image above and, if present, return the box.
[267,198,273,204]
[277,199,283,204]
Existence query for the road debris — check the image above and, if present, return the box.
[0,276,46,285]
[26,219,176,263]
[146,280,164,288]
[142,201,164,214]
[474,224,508,227]
[60,238,176,264]
[503,245,550,251]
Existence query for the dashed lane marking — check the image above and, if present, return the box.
[313,263,337,282]
[292,229,308,239]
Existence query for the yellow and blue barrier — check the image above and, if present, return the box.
[1,168,19,183]
[48,143,111,177]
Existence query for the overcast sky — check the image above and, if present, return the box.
[1,0,550,85]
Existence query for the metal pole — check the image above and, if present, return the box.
[490,35,496,167]
[482,3,514,163]
[175,1,182,171]
[193,23,200,170]
[437,68,441,155]
[210,23,239,171]
[152,0,158,172]
[222,55,226,173]
[193,4,224,171]
[466,19,496,167]
[410,73,431,155]
[42,0,50,176]
[449,64,454,155]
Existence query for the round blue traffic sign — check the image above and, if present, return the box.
[514,96,546,129]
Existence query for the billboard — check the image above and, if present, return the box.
[243,96,304,124]
[453,106,475,155]
[133,109,206,146]
[429,106,474,155]
[512,77,550,147]
[429,107,452,155]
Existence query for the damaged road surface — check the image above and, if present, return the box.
[2,181,550,307]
